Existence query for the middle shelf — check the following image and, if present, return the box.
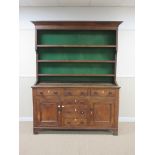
[37,60,116,63]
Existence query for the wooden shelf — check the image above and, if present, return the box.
[38,74,115,77]
[37,60,116,63]
[37,45,116,48]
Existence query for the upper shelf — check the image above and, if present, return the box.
[37,45,116,48]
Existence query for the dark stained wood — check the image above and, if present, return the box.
[32,21,122,30]
[32,87,120,134]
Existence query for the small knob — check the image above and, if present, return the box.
[75,108,77,112]
[62,105,64,108]
[67,92,72,95]
[58,105,61,108]
[54,91,58,95]
[75,99,77,103]
[102,90,105,94]
[109,91,112,95]
[81,111,84,114]
[94,92,98,95]
[47,90,50,93]
[80,92,85,96]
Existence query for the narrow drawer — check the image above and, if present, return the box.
[36,88,62,96]
[91,88,116,97]
[62,97,75,105]
[63,118,87,126]
[62,97,89,105]
[64,88,88,96]
[90,98,115,104]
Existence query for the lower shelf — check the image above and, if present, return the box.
[38,76,115,83]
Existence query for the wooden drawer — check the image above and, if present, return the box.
[62,97,89,105]
[36,88,62,96]
[64,88,88,96]
[63,118,87,126]
[61,104,89,119]
[90,98,115,104]
[91,88,116,97]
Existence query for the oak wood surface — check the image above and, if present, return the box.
[32,21,121,135]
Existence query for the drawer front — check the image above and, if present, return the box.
[90,97,115,104]
[62,97,89,105]
[91,88,116,97]
[63,118,88,126]
[36,88,62,96]
[64,88,88,96]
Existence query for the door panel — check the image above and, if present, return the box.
[92,100,114,127]
[36,98,59,127]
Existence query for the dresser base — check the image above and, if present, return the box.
[33,127,118,135]
[32,83,120,136]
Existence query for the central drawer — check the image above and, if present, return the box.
[63,118,88,126]
[62,97,89,105]
[64,88,88,96]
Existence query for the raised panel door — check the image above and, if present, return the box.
[92,99,115,127]
[35,97,60,127]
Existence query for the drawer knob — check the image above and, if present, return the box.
[74,118,77,121]
[58,105,61,108]
[75,108,77,112]
[66,92,72,95]
[47,90,50,93]
[102,90,105,94]
[62,105,64,108]
[54,91,58,94]
[75,99,77,103]
[94,92,98,95]
[81,111,84,114]
[80,92,85,95]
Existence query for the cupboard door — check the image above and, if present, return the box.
[92,99,114,127]
[35,97,59,127]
